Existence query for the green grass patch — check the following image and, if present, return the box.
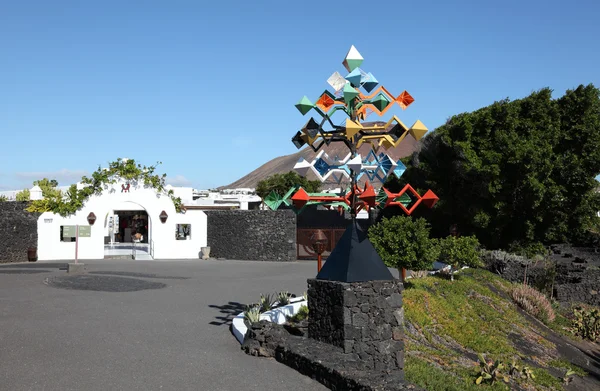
[405,356,509,391]
[404,269,526,355]
[530,367,563,389]
[548,358,588,377]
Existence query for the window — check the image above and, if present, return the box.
[60,226,76,242]
[176,224,191,240]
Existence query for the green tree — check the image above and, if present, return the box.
[368,215,439,281]
[15,189,30,201]
[403,85,600,249]
[33,178,61,198]
[438,235,482,280]
[255,171,321,199]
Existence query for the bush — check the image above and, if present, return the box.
[0,195,7,202]
[287,305,308,323]
[15,189,30,202]
[369,216,439,276]
[511,284,555,324]
[439,235,483,270]
[569,306,600,342]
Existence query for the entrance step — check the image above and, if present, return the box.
[134,253,154,260]
[104,255,134,260]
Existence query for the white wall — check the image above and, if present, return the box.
[37,181,207,261]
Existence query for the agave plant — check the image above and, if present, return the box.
[276,291,290,306]
[258,293,275,313]
[244,305,261,327]
[476,354,509,385]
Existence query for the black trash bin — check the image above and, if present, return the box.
[27,247,37,262]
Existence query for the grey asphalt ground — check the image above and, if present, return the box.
[0,259,329,391]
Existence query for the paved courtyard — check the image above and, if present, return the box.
[0,259,328,391]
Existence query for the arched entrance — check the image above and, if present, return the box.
[103,201,153,260]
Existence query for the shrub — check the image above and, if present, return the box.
[569,306,600,342]
[15,189,30,202]
[369,216,440,277]
[287,305,308,323]
[0,195,7,202]
[511,284,555,324]
[438,235,483,271]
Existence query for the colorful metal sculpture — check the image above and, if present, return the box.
[276,45,438,217]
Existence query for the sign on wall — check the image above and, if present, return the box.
[78,226,91,237]
[62,225,76,238]
[62,225,91,238]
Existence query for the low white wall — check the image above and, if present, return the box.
[232,298,307,344]
[37,182,207,261]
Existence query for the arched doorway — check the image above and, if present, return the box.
[103,201,153,260]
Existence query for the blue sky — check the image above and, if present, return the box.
[1,0,599,190]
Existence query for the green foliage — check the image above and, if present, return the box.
[403,85,600,249]
[243,305,261,327]
[33,178,61,199]
[255,171,321,199]
[287,305,308,323]
[547,359,588,377]
[404,269,526,355]
[15,189,30,202]
[569,306,600,341]
[369,215,439,272]
[405,356,508,391]
[438,235,483,271]
[475,354,509,385]
[26,158,183,216]
[258,293,275,313]
[0,195,7,202]
[276,291,290,306]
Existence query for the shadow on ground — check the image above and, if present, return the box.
[0,269,52,274]
[208,301,246,326]
[45,275,167,292]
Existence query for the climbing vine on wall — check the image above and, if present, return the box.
[26,158,184,216]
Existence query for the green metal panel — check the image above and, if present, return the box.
[78,226,91,237]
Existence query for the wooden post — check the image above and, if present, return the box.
[75,225,79,264]
[401,268,407,282]
[317,254,323,272]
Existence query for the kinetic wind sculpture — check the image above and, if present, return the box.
[279,45,439,282]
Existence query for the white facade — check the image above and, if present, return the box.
[37,180,207,261]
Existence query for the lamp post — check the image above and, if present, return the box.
[310,230,328,272]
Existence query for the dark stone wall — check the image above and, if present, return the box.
[0,202,39,263]
[482,248,600,306]
[206,210,296,261]
[308,278,405,372]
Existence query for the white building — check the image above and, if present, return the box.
[31,180,208,261]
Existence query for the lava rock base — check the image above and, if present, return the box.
[308,278,405,371]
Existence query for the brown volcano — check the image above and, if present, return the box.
[222,125,420,189]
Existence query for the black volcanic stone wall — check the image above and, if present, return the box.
[483,248,600,306]
[0,202,39,263]
[307,278,405,372]
[206,210,296,261]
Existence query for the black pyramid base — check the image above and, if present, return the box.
[316,219,394,282]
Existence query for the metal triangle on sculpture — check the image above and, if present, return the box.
[316,220,394,282]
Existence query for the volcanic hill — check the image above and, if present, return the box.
[222,125,420,189]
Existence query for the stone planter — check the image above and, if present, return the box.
[201,246,211,260]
